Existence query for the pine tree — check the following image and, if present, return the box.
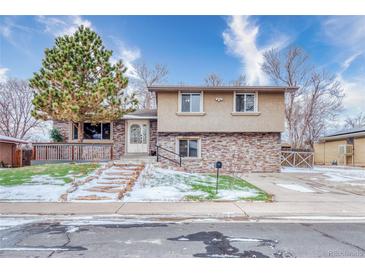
[30,25,138,142]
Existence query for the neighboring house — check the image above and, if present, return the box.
[314,127,365,167]
[0,135,29,167]
[54,85,296,173]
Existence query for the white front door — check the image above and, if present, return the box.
[127,120,149,154]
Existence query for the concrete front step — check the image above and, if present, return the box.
[97,180,130,185]
[69,162,145,201]
[105,171,139,175]
[86,187,124,193]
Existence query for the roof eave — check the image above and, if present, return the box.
[148,85,299,93]
[321,131,365,141]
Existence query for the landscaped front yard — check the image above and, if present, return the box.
[123,165,271,202]
[0,162,270,202]
[0,163,100,201]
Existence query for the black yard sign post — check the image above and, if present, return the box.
[215,161,222,194]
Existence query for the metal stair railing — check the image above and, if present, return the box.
[156,145,182,167]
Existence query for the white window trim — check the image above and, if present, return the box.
[232,91,259,113]
[175,137,201,159]
[177,91,204,114]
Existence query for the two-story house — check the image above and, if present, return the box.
[54,85,297,173]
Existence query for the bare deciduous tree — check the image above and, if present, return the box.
[204,73,224,87]
[262,47,344,149]
[0,78,41,140]
[229,74,247,86]
[344,112,365,129]
[204,73,247,87]
[134,63,168,109]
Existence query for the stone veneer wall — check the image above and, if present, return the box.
[149,120,157,155]
[157,132,281,173]
[53,121,70,142]
[112,120,126,159]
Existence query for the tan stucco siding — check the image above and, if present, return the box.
[314,143,325,165]
[324,140,346,165]
[354,137,365,166]
[0,143,15,166]
[157,91,285,132]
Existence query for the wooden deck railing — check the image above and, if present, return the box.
[32,143,113,162]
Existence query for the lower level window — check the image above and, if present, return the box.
[179,139,198,157]
[73,123,111,140]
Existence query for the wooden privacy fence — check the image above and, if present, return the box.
[281,150,314,168]
[32,143,113,162]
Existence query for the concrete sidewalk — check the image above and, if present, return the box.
[2,201,365,219]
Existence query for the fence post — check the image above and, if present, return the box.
[32,146,36,160]
[156,146,159,162]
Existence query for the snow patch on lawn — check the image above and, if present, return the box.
[0,175,69,202]
[123,165,261,202]
[282,166,365,182]
[277,183,315,193]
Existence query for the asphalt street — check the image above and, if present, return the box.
[1,217,365,258]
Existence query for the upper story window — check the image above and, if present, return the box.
[73,122,111,140]
[235,92,257,112]
[180,92,202,112]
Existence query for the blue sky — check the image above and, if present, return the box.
[0,15,364,118]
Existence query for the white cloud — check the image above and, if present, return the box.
[336,74,365,117]
[322,17,365,117]
[110,37,141,79]
[222,16,290,85]
[37,16,92,37]
[323,16,365,49]
[323,16,365,73]
[341,51,362,72]
[0,67,9,82]
[0,24,11,38]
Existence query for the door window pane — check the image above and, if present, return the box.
[245,94,255,111]
[236,94,245,112]
[130,124,142,144]
[191,94,201,112]
[179,140,188,157]
[188,140,198,157]
[181,94,190,112]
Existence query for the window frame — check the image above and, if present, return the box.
[176,137,201,158]
[71,122,112,141]
[178,91,204,113]
[233,91,258,113]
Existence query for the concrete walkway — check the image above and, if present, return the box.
[2,201,365,219]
